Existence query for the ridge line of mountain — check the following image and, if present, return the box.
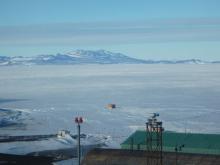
[0,50,219,65]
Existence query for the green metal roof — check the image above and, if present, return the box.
[121,130,220,155]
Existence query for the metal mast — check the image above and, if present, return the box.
[146,113,163,165]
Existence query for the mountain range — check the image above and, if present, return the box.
[0,50,219,66]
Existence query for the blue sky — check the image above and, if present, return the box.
[0,0,220,60]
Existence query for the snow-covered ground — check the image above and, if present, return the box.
[0,132,111,155]
[0,64,220,154]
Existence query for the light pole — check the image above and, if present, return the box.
[75,117,83,165]
[175,144,184,165]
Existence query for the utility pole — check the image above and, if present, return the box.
[75,117,83,165]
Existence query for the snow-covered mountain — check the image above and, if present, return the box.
[0,50,146,66]
[148,59,207,64]
[0,50,217,66]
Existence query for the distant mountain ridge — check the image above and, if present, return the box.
[0,50,219,66]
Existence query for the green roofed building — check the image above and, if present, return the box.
[121,130,220,155]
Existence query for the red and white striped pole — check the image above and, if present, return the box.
[75,117,83,165]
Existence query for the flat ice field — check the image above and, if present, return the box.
[0,64,220,146]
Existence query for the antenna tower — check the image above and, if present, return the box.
[146,113,164,165]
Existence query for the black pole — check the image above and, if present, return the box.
[175,146,177,165]
[78,124,81,165]
[160,125,163,165]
